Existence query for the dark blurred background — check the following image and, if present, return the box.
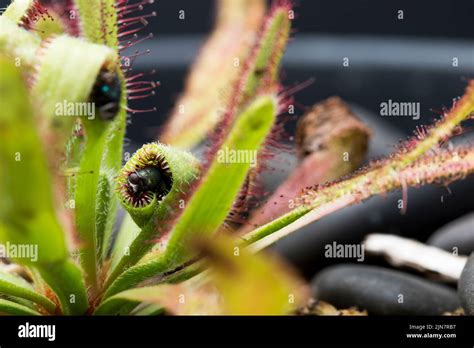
[116,0,474,141]
[152,0,474,39]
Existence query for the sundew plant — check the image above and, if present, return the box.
[0,0,473,316]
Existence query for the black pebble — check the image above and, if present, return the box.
[427,213,474,255]
[312,264,460,315]
[458,253,474,315]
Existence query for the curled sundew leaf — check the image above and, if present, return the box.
[107,143,200,282]
[32,34,118,123]
[97,235,308,315]
[0,57,88,315]
[116,143,199,227]
[31,35,120,293]
[103,95,279,298]
[0,271,56,313]
[161,0,266,148]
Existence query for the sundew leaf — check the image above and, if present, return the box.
[165,96,278,265]
[161,1,291,149]
[0,57,88,315]
[104,95,278,298]
[107,143,200,284]
[74,0,119,49]
[242,82,474,250]
[242,5,291,98]
[161,0,266,148]
[0,298,41,316]
[32,35,117,123]
[69,0,130,278]
[27,0,127,291]
[0,271,56,313]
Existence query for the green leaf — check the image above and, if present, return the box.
[0,57,68,264]
[0,271,56,313]
[103,95,278,298]
[0,57,88,315]
[242,5,291,97]
[61,0,129,287]
[28,34,124,294]
[165,96,278,265]
[36,260,88,316]
[73,124,109,291]
[130,303,165,316]
[0,298,41,316]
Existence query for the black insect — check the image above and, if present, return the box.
[90,68,122,121]
[127,167,170,196]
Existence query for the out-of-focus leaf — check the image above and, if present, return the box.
[0,271,56,313]
[0,17,41,68]
[0,57,67,264]
[161,0,266,148]
[74,0,119,49]
[98,235,308,315]
[200,235,309,315]
[2,0,34,23]
[0,57,88,315]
